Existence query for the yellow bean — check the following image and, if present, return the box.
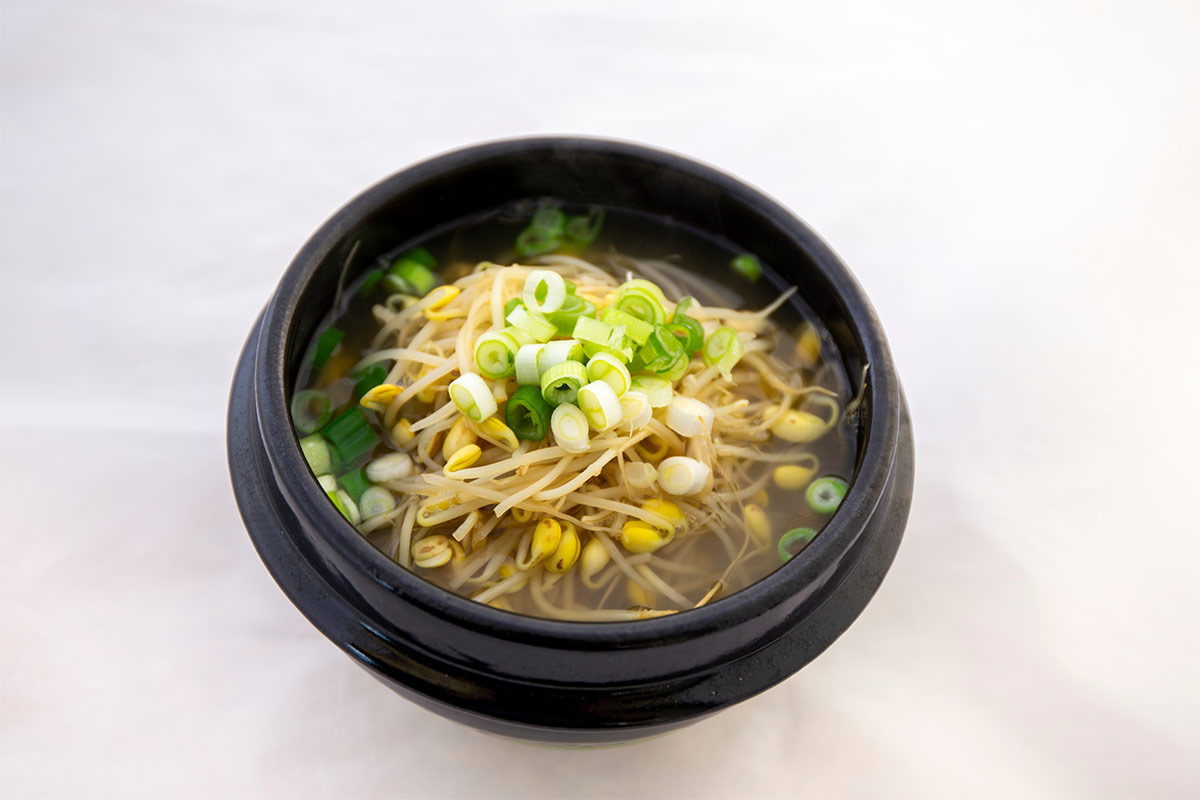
[544,521,581,573]
[442,417,478,460]
[773,464,817,491]
[743,503,771,546]
[635,434,670,463]
[640,498,686,533]
[422,285,464,320]
[390,419,415,446]
[771,409,829,443]
[511,506,534,524]
[795,322,822,368]
[579,537,611,580]
[444,444,482,475]
[621,520,674,554]
[416,499,451,527]
[359,383,402,412]
[412,535,453,568]
[474,417,519,451]
[530,519,562,565]
[627,579,656,608]
[753,489,770,508]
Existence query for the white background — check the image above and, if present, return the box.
[3,1,1198,797]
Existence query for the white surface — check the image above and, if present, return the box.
[3,1,1199,796]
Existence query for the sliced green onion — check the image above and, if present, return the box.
[358,268,384,296]
[332,489,361,524]
[564,206,605,246]
[540,360,588,405]
[630,374,673,407]
[667,313,705,354]
[618,391,652,431]
[807,477,849,515]
[524,269,568,314]
[386,257,438,296]
[404,246,436,269]
[778,527,817,562]
[731,253,763,282]
[674,296,694,316]
[665,396,714,438]
[323,407,380,470]
[502,325,536,347]
[365,452,413,483]
[316,474,338,493]
[702,327,745,381]
[532,206,566,235]
[657,456,710,496]
[503,297,524,318]
[540,339,583,371]
[586,352,631,396]
[551,403,590,453]
[506,304,557,342]
[661,353,691,382]
[639,326,686,374]
[515,227,560,258]
[514,344,547,385]
[299,434,333,475]
[474,331,521,379]
[600,307,655,345]
[573,315,615,347]
[337,468,372,504]
[577,380,621,432]
[547,294,595,336]
[565,280,577,294]
[505,385,552,441]
[613,279,667,324]
[291,390,332,434]
[359,486,396,519]
[449,373,498,423]
[353,363,388,401]
[312,328,343,370]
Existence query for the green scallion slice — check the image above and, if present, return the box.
[506,385,553,441]
[353,363,388,401]
[778,527,817,562]
[731,253,763,282]
[532,206,566,235]
[503,297,525,318]
[540,360,588,405]
[630,374,673,407]
[403,246,436,269]
[386,257,438,296]
[668,310,705,354]
[564,206,605,246]
[613,279,667,324]
[600,307,655,345]
[515,226,560,258]
[358,268,384,296]
[312,328,344,370]
[474,330,521,380]
[702,327,745,381]
[807,477,848,515]
[638,326,686,374]
[337,468,372,505]
[291,389,332,434]
[547,294,595,336]
[323,407,381,470]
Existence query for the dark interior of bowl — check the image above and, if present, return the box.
[285,140,872,476]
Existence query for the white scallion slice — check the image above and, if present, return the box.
[630,374,673,407]
[523,269,568,315]
[665,396,714,438]
[316,474,338,493]
[551,403,590,453]
[334,489,362,524]
[514,344,547,385]
[577,380,622,432]
[625,461,658,489]
[657,456,710,496]
[358,486,395,518]
[618,390,652,431]
[586,352,632,396]
[365,452,413,483]
[449,373,498,423]
[299,434,333,475]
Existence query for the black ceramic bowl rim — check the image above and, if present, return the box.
[254,135,899,648]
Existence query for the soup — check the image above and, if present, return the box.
[289,201,858,621]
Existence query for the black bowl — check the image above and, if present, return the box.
[227,137,914,745]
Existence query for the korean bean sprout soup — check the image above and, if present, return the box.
[290,201,860,621]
